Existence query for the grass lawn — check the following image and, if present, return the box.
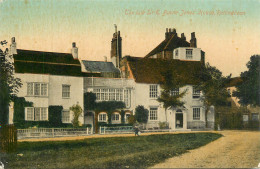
[1,133,222,169]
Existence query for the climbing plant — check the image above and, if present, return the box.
[70,104,83,127]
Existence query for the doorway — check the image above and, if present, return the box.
[176,113,183,128]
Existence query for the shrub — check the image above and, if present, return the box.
[49,106,63,127]
[128,115,136,125]
[135,105,149,123]
[70,104,83,128]
[159,121,168,129]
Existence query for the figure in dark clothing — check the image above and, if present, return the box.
[134,127,139,136]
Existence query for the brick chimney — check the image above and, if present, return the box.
[71,42,78,59]
[111,28,122,68]
[10,37,17,55]
[181,33,186,41]
[190,32,197,47]
[165,28,177,39]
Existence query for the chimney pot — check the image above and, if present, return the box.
[10,37,17,55]
[72,42,76,48]
[191,32,196,39]
[173,28,176,34]
[71,42,78,59]
[166,28,168,32]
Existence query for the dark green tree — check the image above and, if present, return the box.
[233,55,260,106]
[197,63,231,127]
[84,92,96,111]
[157,71,187,122]
[0,40,22,124]
[134,105,149,123]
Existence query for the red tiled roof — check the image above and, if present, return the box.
[125,56,203,84]
[145,34,190,58]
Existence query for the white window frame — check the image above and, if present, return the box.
[186,49,193,59]
[251,113,259,121]
[98,112,107,122]
[193,107,200,120]
[149,85,158,98]
[125,112,131,123]
[175,49,178,58]
[111,112,121,122]
[149,107,158,121]
[25,107,34,121]
[170,88,179,96]
[25,107,48,121]
[27,82,48,97]
[62,84,70,98]
[192,86,200,99]
[93,88,129,107]
[124,89,131,108]
[62,110,70,123]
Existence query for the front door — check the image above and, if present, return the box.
[176,113,183,128]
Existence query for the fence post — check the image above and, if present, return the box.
[52,128,54,137]
[87,127,89,135]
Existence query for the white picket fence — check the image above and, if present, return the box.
[99,126,133,134]
[17,127,92,139]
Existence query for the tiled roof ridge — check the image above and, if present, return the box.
[144,39,167,57]
[17,49,71,55]
[14,60,81,66]
[163,34,176,50]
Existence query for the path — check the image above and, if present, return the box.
[152,130,260,168]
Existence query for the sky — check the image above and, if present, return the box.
[0,0,259,76]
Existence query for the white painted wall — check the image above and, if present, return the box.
[134,83,206,129]
[14,73,84,125]
[173,47,202,61]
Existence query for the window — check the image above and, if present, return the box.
[62,110,70,123]
[243,115,249,122]
[252,113,259,121]
[170,88,179,96]
[124,89,131,108]
[193,86,200,99]
[25,107,48,121]
[98,113,107,122]
[150,85,158,98]
[125,112,131,123]
[62,85,70,98]
[93,88,130,107]
[193,108,200,120]
[112,112,120,122]
[25,107,34,121]
[175,49,178,58]
[27,83,48,96]
[186,49,193,59]
[149,107,158,121]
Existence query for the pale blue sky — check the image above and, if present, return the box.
[0,0,259,76]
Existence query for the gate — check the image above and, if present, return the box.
[0,124,17,152]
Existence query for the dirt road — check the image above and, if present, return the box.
[152,130,260,168]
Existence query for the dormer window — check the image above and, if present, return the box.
[175,49,178,58]
[186,49,193,59]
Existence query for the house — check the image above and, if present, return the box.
[120,54,212,130]
[8,38,91,127]
[144,28,204,63]
[225,77,260,126]
[81,30,135,130]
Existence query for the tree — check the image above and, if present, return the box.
[233,55,260,106]
[134,105,149,123]
[197,63,230,127]
[70,104,83,127]
[0,40,22,124]
[84,92,96,111]
[157,71,187,122]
